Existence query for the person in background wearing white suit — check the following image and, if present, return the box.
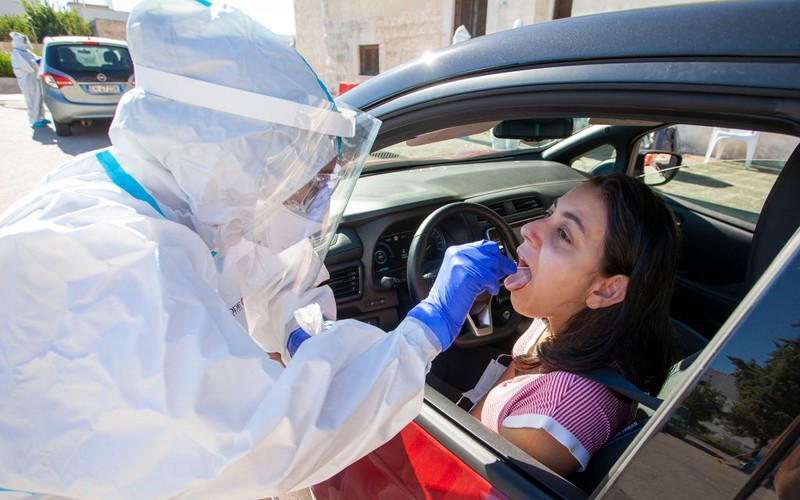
[0,0,516,498]
[9,31,50,128]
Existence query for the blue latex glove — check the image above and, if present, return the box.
[407,240,517,350]
[287,327,311,357]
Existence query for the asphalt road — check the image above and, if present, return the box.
[0,94,112,215]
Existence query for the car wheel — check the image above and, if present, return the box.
[54,121,72,137]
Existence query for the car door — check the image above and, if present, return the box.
[598,225,800,499]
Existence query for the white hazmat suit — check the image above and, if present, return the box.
[0,1,516,499]
[452,25,472,44]
[9,31,47,127]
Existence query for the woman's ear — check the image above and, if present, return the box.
[586,274,629,309]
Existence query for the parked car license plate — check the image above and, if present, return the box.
[87,84,120,94]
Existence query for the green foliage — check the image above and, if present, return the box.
[682,383,725,433]
[0,13,35,42]
[23,0,90,42]
[0,52,12,78]
[724,338,800,446]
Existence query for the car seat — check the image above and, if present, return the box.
[746,144,800,289]
[103,51,121,67]
[57,47,82,70]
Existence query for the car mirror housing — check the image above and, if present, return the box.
[636,151,682,186]
[493,118,574,141]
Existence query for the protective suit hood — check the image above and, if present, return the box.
[110,0,368,257]
[10,31,31,50]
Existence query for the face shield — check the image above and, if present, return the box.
[249,105,380,293]
[134,62,380,294]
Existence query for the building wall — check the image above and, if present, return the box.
[571,0,727,17]
[0,0,25,16]
[90,18,127,41]
[295,0,453,95]
[294,0,739,95]
[68,4,129,23]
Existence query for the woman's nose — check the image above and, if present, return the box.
[520,218,543,248]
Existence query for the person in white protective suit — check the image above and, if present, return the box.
[0,0,516,499]
[9,31,50,128]
[452,24,472,44]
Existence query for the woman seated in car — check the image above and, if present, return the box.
[469,173,681,477]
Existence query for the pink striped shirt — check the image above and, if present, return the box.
[479,320,636,471]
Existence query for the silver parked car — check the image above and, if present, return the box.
[40,36,134,136]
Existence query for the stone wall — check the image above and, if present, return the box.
[571,0,728,17]
[295,0,453,96]
[0,41,43,54]
[295,0,558,95]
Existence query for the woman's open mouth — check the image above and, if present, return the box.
[504,257,532,291]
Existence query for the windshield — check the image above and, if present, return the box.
[46,43,133,77]
[367,117,592,169]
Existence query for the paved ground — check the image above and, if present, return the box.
[0,93,112,214]
[606,432,779,499]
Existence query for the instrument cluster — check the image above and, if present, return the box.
[373,227,446,279]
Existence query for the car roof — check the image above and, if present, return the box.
[42,36,127,47]
[339,0,800,112]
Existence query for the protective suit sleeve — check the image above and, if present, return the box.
[11,50,38,75]
[175,316,439,498]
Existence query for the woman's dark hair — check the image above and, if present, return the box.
[515,173,681,396]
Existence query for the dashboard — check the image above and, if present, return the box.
[322,160,587,336]
[373,226,447,280]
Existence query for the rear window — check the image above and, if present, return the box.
[46,44,132,76]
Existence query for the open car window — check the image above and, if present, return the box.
[641,125,800,225]
[367,117,593,167]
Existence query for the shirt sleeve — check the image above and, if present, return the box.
[489,371,626,471]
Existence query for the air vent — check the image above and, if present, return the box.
[511,196,543,213]
[322,266,361,302]
[485,201,509,217]
[479,196,543,223]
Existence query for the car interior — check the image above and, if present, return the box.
[46,44,133,82]
[319,113,800,496]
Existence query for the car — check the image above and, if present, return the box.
[305,1,800,498]
[39,36,134,136]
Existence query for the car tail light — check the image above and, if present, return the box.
[82,40,99,45]
[42,73,73,89]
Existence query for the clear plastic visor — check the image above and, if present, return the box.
[251,103,381,293]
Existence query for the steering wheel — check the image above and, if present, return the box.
[407,202,520,346]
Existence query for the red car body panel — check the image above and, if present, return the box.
[313,422,508,499]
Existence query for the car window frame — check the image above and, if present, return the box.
[596,226,800,497]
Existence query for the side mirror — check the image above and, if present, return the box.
[635,151,682,186]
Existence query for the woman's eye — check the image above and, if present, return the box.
[558,227,571,243]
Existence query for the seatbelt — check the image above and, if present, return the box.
[575,368,662,411]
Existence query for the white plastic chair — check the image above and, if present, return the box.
[704,127,761,169]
